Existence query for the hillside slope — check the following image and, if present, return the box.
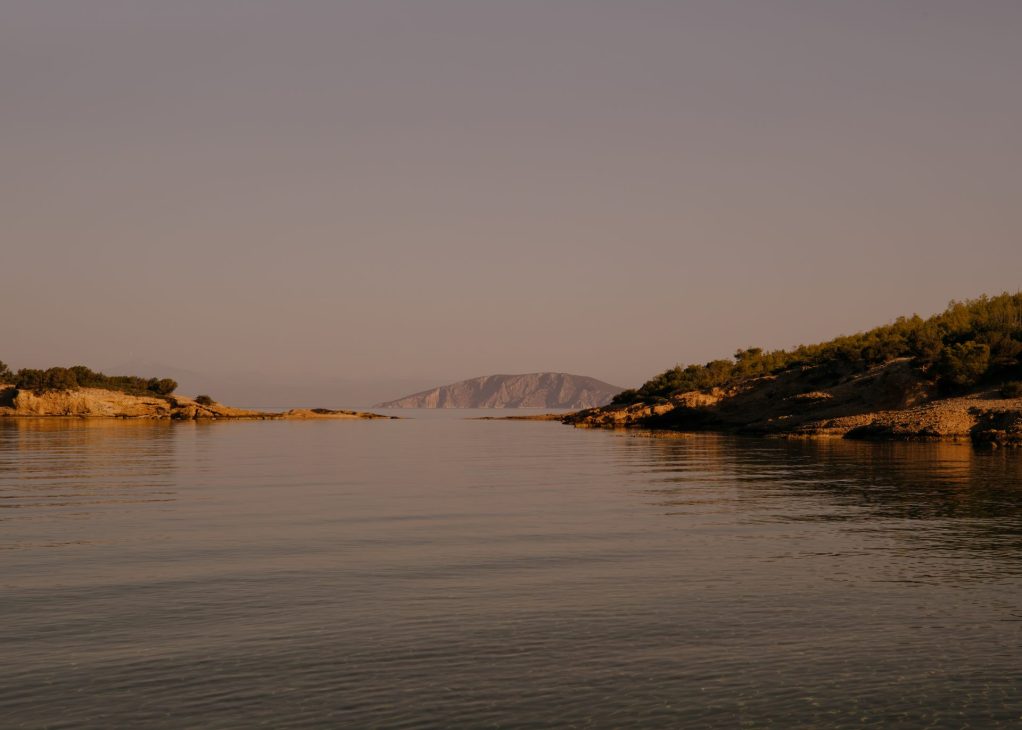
[564,293,1022,447]
[375,373,624,409]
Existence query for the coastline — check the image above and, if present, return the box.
[552,359,1022,448]
[561,388,1022,448]
[0,386,394,421]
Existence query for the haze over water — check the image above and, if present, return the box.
[2,414,1020,728]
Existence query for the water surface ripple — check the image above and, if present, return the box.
[1,413,1021,728]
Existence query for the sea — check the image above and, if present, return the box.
[2,411,1020,728]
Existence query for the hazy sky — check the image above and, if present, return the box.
[3,1,1021,390]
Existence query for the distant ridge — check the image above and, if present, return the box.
[374,373,624,409]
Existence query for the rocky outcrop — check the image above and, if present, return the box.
[562,359,1022,447]
[277,407,392,420]
[0,386,391,420]
[970,409,1022,448]
[375,372,624,409]
[566,388,728,428]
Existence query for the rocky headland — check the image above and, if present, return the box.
[0,385,392,421]
[562,359,1022,447]
[562,293,1022,448]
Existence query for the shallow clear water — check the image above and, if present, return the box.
[2,412,1021,728]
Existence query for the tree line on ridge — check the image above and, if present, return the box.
[614,293,1022,405]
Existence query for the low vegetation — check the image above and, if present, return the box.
[195,395,214,406]
[0,363,178,397]
[613,293,1022,405]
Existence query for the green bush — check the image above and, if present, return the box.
[147,378,178,396]
[14,369,46,391]
[43,367,78,391]
[13,364,178,396]
[937,342,991,391]
[195,395,214,406]
[0,360,12,384]
[16,367,80,392]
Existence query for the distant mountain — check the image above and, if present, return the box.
[374,373,625,409]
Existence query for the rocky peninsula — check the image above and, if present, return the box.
[563,359,1022,447]
[0,384,391,421]
[564,293,1022,448]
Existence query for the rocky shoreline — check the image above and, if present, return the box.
[561,360,1022,448]
[0,386,393,421]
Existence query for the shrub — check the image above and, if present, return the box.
[43,367,78,391]
[195,395,214,406]
[14,369,45,391]
[0,360,12,384]
[147,378,178,396]
[1001,381,1022,398]
[14,367,78,392]
[13,364,178,396]
[937,342,991,390]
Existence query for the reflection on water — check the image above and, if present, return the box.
[1,416,1021,728]
[0,419,179,542]
[636,433,1022,519]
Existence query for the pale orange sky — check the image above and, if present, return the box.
[3,1,1021,395]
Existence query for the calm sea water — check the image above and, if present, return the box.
[1,411,1021,728]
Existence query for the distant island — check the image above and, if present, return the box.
[564,293,1022,448]
[0,364,390,420]
[375,373,624,409]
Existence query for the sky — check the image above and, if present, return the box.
[3,0,1021,401]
